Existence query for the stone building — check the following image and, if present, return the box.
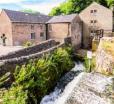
[79,2,113,48]
[47,14,82,49]
[0,9,51,46]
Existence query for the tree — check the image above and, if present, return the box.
[49,7,62,16]
[49,0,109,16]
[106,0,114,7]
[21,9,40,14]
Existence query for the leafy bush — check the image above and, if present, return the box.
[23,41,33,47]
[3,47,74,104]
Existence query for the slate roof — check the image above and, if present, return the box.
[47,14,78,23]
[3,9,51,23]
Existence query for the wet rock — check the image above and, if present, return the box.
[58,73,112,104]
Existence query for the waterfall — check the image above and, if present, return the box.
[40,62,85,104]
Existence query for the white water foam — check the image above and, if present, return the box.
[54,72,85,104]
[40,63,85,104]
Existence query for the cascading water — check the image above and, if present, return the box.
[40,62,85,104]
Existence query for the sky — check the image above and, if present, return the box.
[0,0,65,14]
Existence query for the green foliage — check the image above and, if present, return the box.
[3,86,28,104]
[49,0,110,16]
[84,56,96,72]
[23,41,33,47]
[107,0,114,7]
[3,47,74,104]
[49,7,62,16]
[0,72,11,88]
[21,9,39,14]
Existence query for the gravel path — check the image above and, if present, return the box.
[0,46,23,56]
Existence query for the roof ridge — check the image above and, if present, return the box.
[3,9,43,16]
[47,14,78,23]
[2,9,51,23]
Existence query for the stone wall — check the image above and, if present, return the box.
[0,10,13,45]
[96,37,114,75]
[0,39,58,60]
[0,43,64,77]
[64,36,71,45]
[0,37,74,77]
[47,23,71,42]
[12,23,46,46]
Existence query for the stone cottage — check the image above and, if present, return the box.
[47,14,82,49]
[79,2,113,48]
[0,9,51,46]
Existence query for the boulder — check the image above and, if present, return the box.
[96,37,114,75]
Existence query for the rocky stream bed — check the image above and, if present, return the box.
[41,63,113,104]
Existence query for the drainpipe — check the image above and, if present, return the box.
[45,24,48,40]
[112,5,114,32]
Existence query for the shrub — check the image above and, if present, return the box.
[3,47,74,104]
[23,41,33,47]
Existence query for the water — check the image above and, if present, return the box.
[40,62,85,104]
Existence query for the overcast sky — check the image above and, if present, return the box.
[0,0,65,14]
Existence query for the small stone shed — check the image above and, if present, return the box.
[47,14,83,49]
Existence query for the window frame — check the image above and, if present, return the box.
[31,33,36,39]
[40,32,44,37]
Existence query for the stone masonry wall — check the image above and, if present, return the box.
[96,37,114,75]
[0,43,64,77]
[12,23,46,46]
[0,39,58,60]
[0,37,71,77]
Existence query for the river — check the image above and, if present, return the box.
[40,62,85,104]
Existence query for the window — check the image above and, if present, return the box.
[94,10,97,13]
[90,30,96,36]
[90,20,97,23]
[90,20,93,23]
[94,20,97,23]
[90,9,97,13]
[31,25,34,30]
[90,10,93,13]
[31,33,35,39]
[40,32,44,37]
